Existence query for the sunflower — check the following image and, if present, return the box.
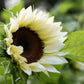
[4,6,67,75]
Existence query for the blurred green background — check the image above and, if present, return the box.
[0,0,84,84]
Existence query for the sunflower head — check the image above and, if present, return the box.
[4,6,67,75]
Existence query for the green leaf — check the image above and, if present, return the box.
[61,31,84,62]
[1,0,24,23]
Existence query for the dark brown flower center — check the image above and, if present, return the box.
[12,27,43,64]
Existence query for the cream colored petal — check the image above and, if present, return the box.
[19,6,33,26]
[37,24,62,39]
[29,63,46,72]
[27,11,43,28]
[33,9,38,14]
[36,11,43,17]
[29,12,49,30]
[7,45,13,55]
[20,63,31,75]
[56,52,69,56]
[7,45,23,55]
[43,43,65,53]
[10,18,19,33]
[17,8,26,25]
[19,8,25,16]
[53,22,61,26]
[37,24,52,34]
[44,37,67,46]
[43,52,68,57]
[5,38,13,46]
[42,70,49,77]
[4,25,9,36]
[43,32,67,41]
[43,64,60,73]
[39,27,57,39]
[4,25,12,39]
[26,6,32,13]
[38,56,67,64]
[46,16,54,24]
[14,55,27,63]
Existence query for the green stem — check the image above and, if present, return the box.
[4,74,7,84]
[11,74,16,84]
[18,67,27,84]
[34,72,44,84]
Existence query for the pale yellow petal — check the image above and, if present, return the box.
[20,63,31,75]
[7,45,23,55]
[38,56,67,64]
[43,64,60,73]
[29,63,46,72]
[10,18,19,33]
[14,55,27,63]
[43,43,65,53]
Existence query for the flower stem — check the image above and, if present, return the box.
[4,74,7,84]
[11,74,16,84]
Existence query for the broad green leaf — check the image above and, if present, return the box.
[61,31,84,62]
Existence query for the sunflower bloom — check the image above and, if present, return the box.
[4,6,67,75]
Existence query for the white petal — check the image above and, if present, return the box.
[44,43,65,53]
[46,16,54,23]
[22,68,31,75]
[33,9,38,14]
[7,45,23,55]
[42,70,49,77]
[38,25,52,36]
[44,37,67,46]
[26,6,32,13]
[18,8,25,18]
[14,55,27,63]
[17,8,27,25]
[20,6,33,26]
[4,25,12,38]
[38,56,67,64]
[30,13,48,30]
[43,64,60,73]
[7,46,12,55]
[20,63,31,75]
[54,22,61,26]
[56,52,69,56]
[19,8,25,16]
[4,25,9,35]
[29,63,45,72]
[38,26,63,40]
[10,18,19,33]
